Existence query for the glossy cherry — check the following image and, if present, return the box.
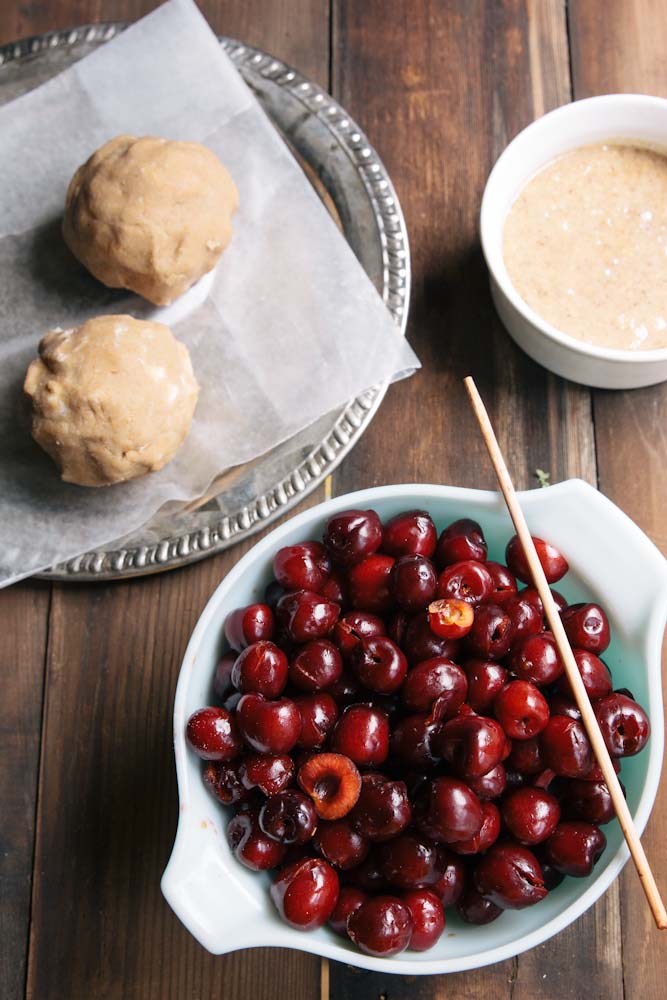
[474,842,547,909]
[543,821,606,877]
[402,888,445,950]
[259,790,318,845]
[390,713,441,771]
[275,589,340,644]
[294,692,339,749]
[467,762,507,801]
[314,818,369,869]
[494,680,550,740]
[227,809,286,870]
[465,603,513,659]
[437,714,507,778]
[203,759,248,805]
[540,715,593,778]
[324,509,383,567]
[231,640,288,697]
[348,554,396,614]
[298,752,361,819]
[508,632,564,687]
[236,694,301,755]
[331,705,390,766]
[507,736,544,775]
[504,591,544,642]
[505,534,569,584]
[422,776,484,844]
[593,693,650,756]
[403,611,461,666]
[350,774,412,841]
[557,649,612,700]
[270,857,339,930]
[329,886,367,936]
[450,801,501,855]
[382,509,437,558]
[347,896,413,956]
[485,561,518,604]
[427,598,474,639]
[273,541,331,592]
[289,639,343,691]
[436,559,494,605]
[562,779,617,825]
[401,656,468,714]
[352,635,407,694]
[436,518,487,567]
[463,659,507,713]
[432,847,466,906]
[456,883,502,925]
[332,610,385,659]
[560,603,610,653]
[186,707,242,761]
[240,752,294,796]
[224,603,275,650]
[501,787,561,845]
[378,832,441,889]
[390,555,437,612]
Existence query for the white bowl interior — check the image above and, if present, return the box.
[481,94,667,366]
[162,481,667,974]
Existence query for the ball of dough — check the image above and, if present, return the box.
[24,314,199,487]
[62,135,238,305]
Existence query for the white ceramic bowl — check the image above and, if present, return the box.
[162,480,667,974]
[481,94,667,389]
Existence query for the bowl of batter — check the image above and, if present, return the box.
[481,94,667,389]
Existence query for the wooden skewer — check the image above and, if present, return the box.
[464,375,667,930]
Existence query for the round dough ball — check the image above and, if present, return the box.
[63,135,238,305]
[24,314,199,487]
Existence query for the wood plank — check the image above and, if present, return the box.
[0,583,50,1000]
[22,3,329,999]
[330,1,618,998]
[568,1,667,995]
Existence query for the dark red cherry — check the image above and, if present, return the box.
[390,713,441,770]
[276,590,340,644]
[390,554,437,612]
[474,842,547,908]
[348,554,396,614]
[508,632,564,687]
[378,832,441,889]
[432,847,466,906]
[593,693,650,757]
[494,680,549,740]
[212,651,236,700]
[350,774,412,841]
[543,821,606,877]
[203,759,248,805]
[387,609,409,647]
[560,603,610,653]
[186,707,242,761]
[289,639,343,691]
[465,603,513,659]
[456,883,502,924]
[467,763,507,801]
[259,790,318,844]
[314,818,369,869]
[352,635,407,694]
[436,560,494,605]
[450,801,501,855]
[224,603,275,650]
[437,715,507,778]
[273,541,331,592]
[270,857,339,929]
[329,886,367,936]
[501,787,561,845]
[227,809,286,870]
[562,779,618,825]
[436,518,487,567]
[319,568,348,605]
[423,777,484,844]
[505,535,569,584]
[547,693,581,720]
[240,752,294,796]
[401,888,445,951]
[231,640,288,697]
[401,656,468,714]
[403,611,461,666]
[504,591,544,642]
[463,659,507,713]
[331,704,390,766]
[485,561,518,605]
[236,694,301,754]
[507,736,544,775]
[383,509,437,558]
[557,649,612,701]
[347,896,413,956]
[324,509,383,567]
[332,610,385,659]
[294,692,339,749]
[540,716,593,778]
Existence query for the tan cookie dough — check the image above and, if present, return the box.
[63,135,238,306]
[24,314,199,487]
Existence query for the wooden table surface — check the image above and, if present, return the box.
[2,1,667,998]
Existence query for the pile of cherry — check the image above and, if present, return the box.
[186,508,650,958]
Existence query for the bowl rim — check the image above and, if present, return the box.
[480,93,667,366]
[162,479,667,974]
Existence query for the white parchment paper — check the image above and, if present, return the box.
[0,0,418,587]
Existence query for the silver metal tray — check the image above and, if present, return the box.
[0,23,410,581]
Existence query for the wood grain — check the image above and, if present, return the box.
[568,0,667,992]
[0,583,50,1000]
